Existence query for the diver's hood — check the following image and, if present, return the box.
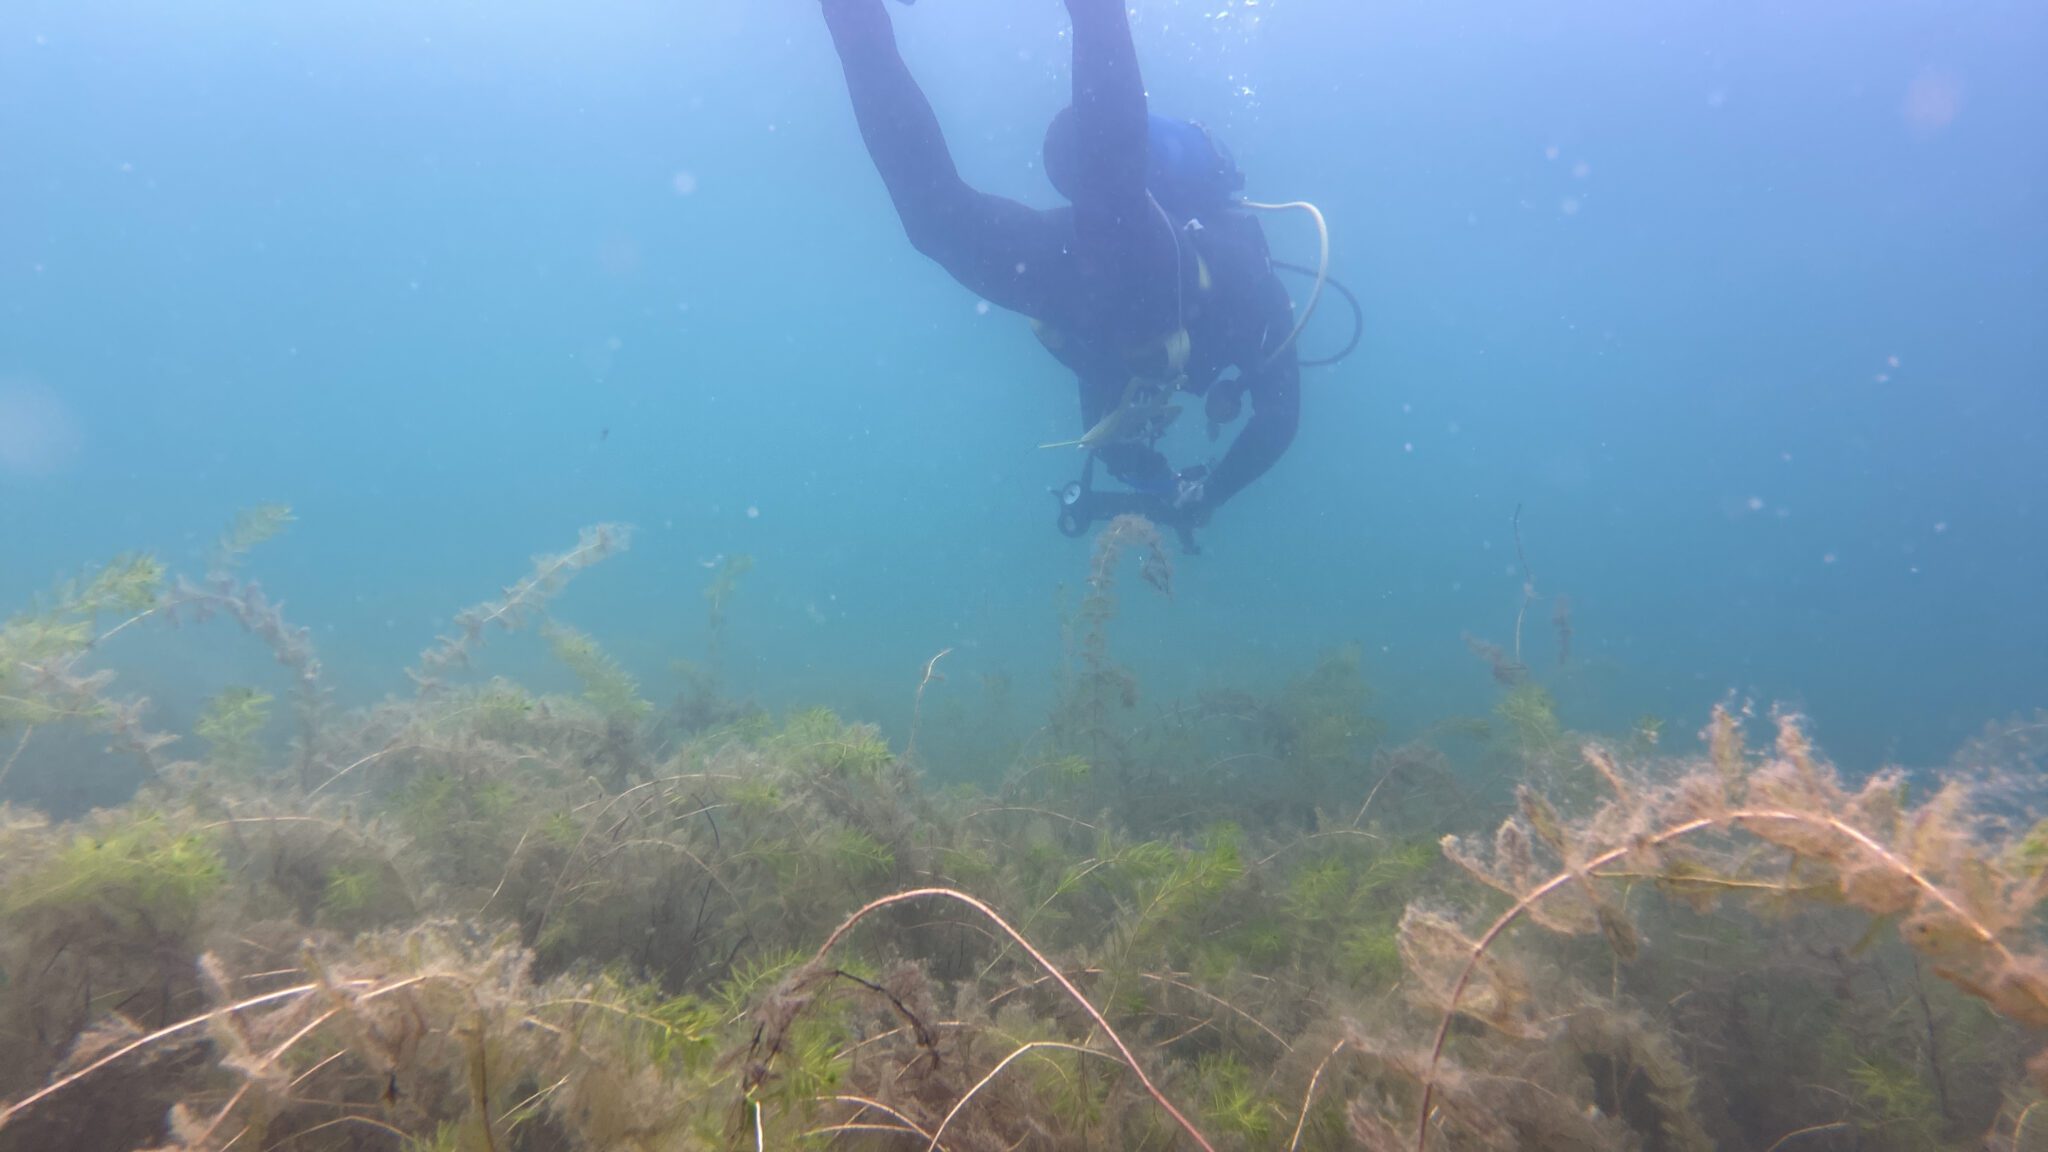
[1043,108,1246,217]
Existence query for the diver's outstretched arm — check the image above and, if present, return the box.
[822,0,1064,316]
[1201,284,1303,511]
[1063,0,1180,332]
[1063,0,1148,219]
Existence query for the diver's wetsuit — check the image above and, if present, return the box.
[822,0,1300,520]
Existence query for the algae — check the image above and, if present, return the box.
[0,519,2038,1152]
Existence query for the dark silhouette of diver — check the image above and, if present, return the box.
[821,0,1325,549]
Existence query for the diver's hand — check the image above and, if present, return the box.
[1156,496,1206,554]
[1176,497,1213,531]
[1172,468,1211,525]
[1205,377,1246,439]
[1144,488,1209,553]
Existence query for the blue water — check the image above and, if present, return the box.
[2,0,2042,776]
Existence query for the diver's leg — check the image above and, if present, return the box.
[821,0,960,231]
[821,0,1063,315]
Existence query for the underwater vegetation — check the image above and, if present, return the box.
[1,511,2046,1151]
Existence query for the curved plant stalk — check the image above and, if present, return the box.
[2014,1100,2047,1152]
[962,805,1100,833]
[905,646,952,765]
[799,887,1219,1152]
[811,1120,940,1144]
[1289,1038,1349,1152]
[824,1094,949,1150]
[0,724,31,791]
[0,982,316,1132]
[184,970,451,1145]
[983,966,1290,1053]
[536,771,738,936]
[925,1040,1117,1152]
[1761,1120,1851,1151]
[305,742,416,798]
[0,967,461,1133]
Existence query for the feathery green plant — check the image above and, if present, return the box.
[1272,644,1383,766]
[206,504,294,577]
[1196,1053,1280,1142]
[6,815,223,928]
[1849,1053,1945,1147]
[544,623,651,723]
[703,552,754,669]
[195,687,272,774]
[0,554,164,730]
[776,707,893,782]
[1496,680,1562,759]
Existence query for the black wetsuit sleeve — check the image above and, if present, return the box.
[1064,0,1179,331]
[1203,279,1302,509]
[822,0,1065,317]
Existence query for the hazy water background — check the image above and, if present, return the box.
[2,0,2042,791]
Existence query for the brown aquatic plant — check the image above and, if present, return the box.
[1552,594,1572,667]
[1461,631,1526,687]
[411,523,631,692]
[905,646,952,765]
[749,886,1218,1152]
[1500,503,1573,672]
[162,572,327,786]
[1396,707,2048,1151]
[11,516,2047,1152]
[1511,503,1536,666]
[1093,513,1173,599]
[1051,514,1174,767]
[702,551,755,671]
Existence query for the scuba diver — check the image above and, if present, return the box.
[820,0,1325,550]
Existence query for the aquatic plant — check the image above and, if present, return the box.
[411,522,631,691]
[1359,706,2048,1151]
[0,507,321,791]
[1459,630,1526,687]
[905,645,952,766]
[195,686,272,775]
[3,519,2043,1152]
[205,503,294,577]
[1495,680,1563,763]
[1551,594,1573,667]
[0,920,758,1152]
[0,809,224,1114]
[544,622,651,724]
[748,885,1221,1152]
[5,813,223,929]
[703,551,754,670]
[160,505,329,784]
[0,554,172,777]
[1048,514,1172,784]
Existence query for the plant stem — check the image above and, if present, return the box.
[808,887,1218,1152]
